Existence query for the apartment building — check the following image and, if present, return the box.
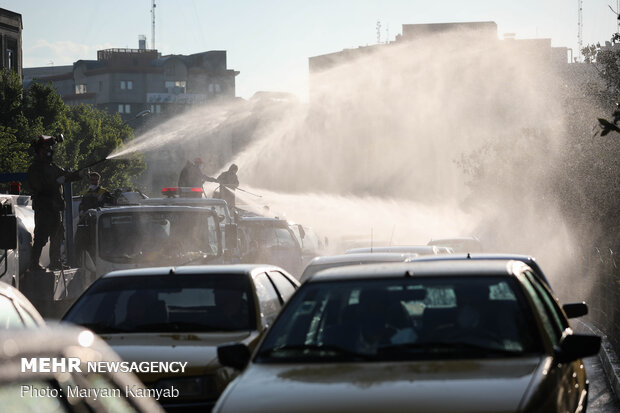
[24,44,239,122]
[0,8,22,81]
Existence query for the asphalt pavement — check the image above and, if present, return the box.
[575,320,620,412]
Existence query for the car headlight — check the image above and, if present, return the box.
[153,375,217,400]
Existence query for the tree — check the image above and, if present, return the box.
[0,68,145,192]
[581,35,620,137]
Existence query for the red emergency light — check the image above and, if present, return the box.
[161,187,204,198]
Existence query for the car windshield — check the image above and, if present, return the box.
[64,274,256,333]
[98,210,219,264]
[257,276,543,362]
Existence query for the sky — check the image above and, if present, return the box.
[3,0,620,99]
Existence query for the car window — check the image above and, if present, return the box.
[303,229,322,251]
[253,272,282,325]
[0,295,25,328]
[257,276,542,362]
[275,228,297,248]
[64,274,256,333]
[524,270,567,335]
[268,271,297,302]
[519,271,561,345]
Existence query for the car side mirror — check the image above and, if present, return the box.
[554,334,601,363]
[218,343,251,370]
[0,214,17,250]
[562,302,588,319]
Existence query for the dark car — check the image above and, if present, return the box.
[215,260,599,413]
[238,217,303,278]
[410,253,554,290]
[62,264,299,411]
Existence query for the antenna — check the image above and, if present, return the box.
[376,21,381,44]
[577,0,583,58]
[151,0,157,49]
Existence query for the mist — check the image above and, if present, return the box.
[116,29,587,299]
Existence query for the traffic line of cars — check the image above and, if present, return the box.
[1,235,602,412]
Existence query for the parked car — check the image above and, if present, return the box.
[346,245,440,255]
[299,252,415,283]
[0,325,164,412]
[215,260,600,413]
[0,280,45,328]
[238,217,303,277]
[62,264,299,411]
[427,236,483,253]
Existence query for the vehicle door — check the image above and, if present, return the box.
[253,272,283,329]
[519,270,583,412]
[272,227,303,276]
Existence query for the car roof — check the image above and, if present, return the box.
[102,264,292,279]
[140,197,229,208]
[95,205,219,213]
[308,260,528,282]
[409,253,550,286]
[238,216,289,226]
[307,253,415,266]
[346,245,439,254]
[428,236,480,243]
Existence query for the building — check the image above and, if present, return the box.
[0,8,22,81]
[23,42,239,122]
[308,21,573,97]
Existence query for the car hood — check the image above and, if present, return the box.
[102,331,255,381]
[217,357,543,413]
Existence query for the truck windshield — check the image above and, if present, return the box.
[98,211,219,264]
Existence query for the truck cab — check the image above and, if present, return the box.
[76,204,230,283]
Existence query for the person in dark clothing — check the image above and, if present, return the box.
[27,135,84,271]
[216,164,239,208]
[79,172,113,215]
[178,157,216,188]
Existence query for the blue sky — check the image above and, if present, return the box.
[3,0,619,99]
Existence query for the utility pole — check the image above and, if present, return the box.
[151,0,156,50]
[577,0,583,58]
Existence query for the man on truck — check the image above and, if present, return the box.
[27,135,85,271]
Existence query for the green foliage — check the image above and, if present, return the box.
[0,68,145,192]
[58,105,145,193]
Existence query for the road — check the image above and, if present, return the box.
[586,353,620,412]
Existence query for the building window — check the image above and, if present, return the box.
[215,83,221,93]
[127,80,133,90]
[165,80,186,93]
[125,104,131,114]
[121,80,133,90]
[99,81,103,92]
[75,84,87,94]
[208,83,221,93]
[120,81,126,90]
[118,104,124,113]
